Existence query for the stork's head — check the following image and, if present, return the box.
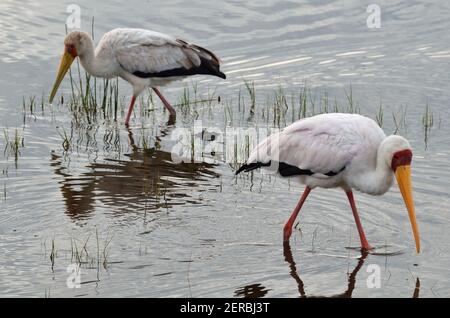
[49,31,91,103]
[381,135,420,253]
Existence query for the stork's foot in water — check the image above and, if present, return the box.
[283,226,374,250]
[283,225,293,242]
[360,241,373,251]
[167,114,176,126]
[346,244,407,256]
[152,87,176,117]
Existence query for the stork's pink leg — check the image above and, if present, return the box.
[346,191,372,251]
[283,186,311,241]
[152,87,176,116]
[125,95,137,126]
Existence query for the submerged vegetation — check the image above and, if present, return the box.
[57,128,72,153]
[422,103,434,147]
[3,128,24,162]
[65,63,121,126]
[45,229,115,273]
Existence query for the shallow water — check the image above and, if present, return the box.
[1,0,450,297]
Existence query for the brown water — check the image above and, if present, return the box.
[1,0,450,297]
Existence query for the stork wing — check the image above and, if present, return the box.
[108,29,225,79]
[237,114,368,177]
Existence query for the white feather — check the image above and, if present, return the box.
[96,28,210,76]
[246,113,387,191]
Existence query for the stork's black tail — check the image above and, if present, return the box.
[235,162,271,175]
[176,39,226,80]
[199,56,226,79]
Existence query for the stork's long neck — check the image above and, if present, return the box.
[351,142,394,195]
[78,38,112,78]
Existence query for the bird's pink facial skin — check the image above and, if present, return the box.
[391,149,413,171]
[65,44,78,58]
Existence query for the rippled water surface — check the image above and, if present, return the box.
[1,0,450,297]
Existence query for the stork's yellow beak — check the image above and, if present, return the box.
[49,51,75,103]
[395,165,420,253]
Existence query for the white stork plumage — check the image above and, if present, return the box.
[49,28,226,125]
[236,113,420,253]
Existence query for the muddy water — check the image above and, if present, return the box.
[1,0,450,297]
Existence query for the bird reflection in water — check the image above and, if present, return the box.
[413,278,420,298]
[283,241,368,297]
[51,126,219,220]
[283,242,421,298]
[234,283,270,298]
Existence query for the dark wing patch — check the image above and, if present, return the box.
[278,162,314,177]
[236,161,346,177]
[324,166,346,176]
[132,40,225,80]
[132,55,226,79]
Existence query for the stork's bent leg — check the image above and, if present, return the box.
[152,87,176,116]
[125,95,137,126]
[346,191,372,251]
[284,187,311,241]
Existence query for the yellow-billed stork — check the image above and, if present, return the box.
[236,113,420,253]
[49,28,226,125]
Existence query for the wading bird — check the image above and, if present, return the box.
[49,28,226,125]
[236,113,420,252]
